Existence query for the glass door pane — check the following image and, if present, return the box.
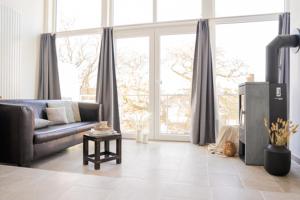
[159,34,195,137]
[115,37,150,136]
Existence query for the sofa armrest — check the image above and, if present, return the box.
[78,102,101,122]
[0,104,34,166]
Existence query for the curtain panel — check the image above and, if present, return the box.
[96,28,121,133]
[191,20,216,145]
[38,33,61,100]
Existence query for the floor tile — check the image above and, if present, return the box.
[1,140,300,200]
[262,191,300,200]
[58,185,112,200]
[209,173,243,188]
[212,187,264,200]
[241,177,283,192]
[162,183,212,200]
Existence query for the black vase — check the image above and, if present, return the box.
[264,144,291,176]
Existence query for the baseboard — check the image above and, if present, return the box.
[292,154,300,165]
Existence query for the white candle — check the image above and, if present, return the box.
[142,134,148,144]
[136,131,142,143]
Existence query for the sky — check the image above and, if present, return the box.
[57,0,101,31]
[215,0,284,17]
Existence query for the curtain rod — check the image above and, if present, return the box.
[114,13,281,31]
[55,12,284,37]
[206,12,284,21]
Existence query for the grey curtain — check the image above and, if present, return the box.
[191,20,215,145]
[96,28,121,133]
[278,13,290,116]
[38,33,61,100]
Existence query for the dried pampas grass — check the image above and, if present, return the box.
[264,118,299,146]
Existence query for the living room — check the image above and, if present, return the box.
[1,0,300,199]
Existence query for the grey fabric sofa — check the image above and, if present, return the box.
[0,100,100,166]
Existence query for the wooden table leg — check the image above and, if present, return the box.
[94,141,100,170]
[116,138,122,164]
[104,140,110,158]
[83,137,88,165]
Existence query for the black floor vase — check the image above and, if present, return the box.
[264,144,291,176]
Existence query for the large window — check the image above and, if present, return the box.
[215,21,278,128]
[212,0,285,130]
[56,0,102,101]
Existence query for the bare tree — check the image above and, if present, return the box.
[167,47,249,128]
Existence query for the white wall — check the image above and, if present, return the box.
[289,0,300,160]
[0,0,44,98]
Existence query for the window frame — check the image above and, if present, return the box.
[49,0,289,141]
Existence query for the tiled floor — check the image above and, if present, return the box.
[1,140,300,199]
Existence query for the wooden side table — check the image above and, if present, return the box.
[83,132,122,170]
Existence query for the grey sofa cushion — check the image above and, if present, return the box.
[64,101,76,123]
[48,101,76,123]
[34,118,50,130]
[72,102,81,122]
[46,107,68,124]
[34,122,97,144]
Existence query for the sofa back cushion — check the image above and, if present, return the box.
[48,101,76,123]
[72,102,81,122]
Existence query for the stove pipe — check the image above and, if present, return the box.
[266,34,300,83]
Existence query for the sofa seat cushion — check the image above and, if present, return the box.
[34,122,97,144]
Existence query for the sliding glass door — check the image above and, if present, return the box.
[115,27,195,141]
